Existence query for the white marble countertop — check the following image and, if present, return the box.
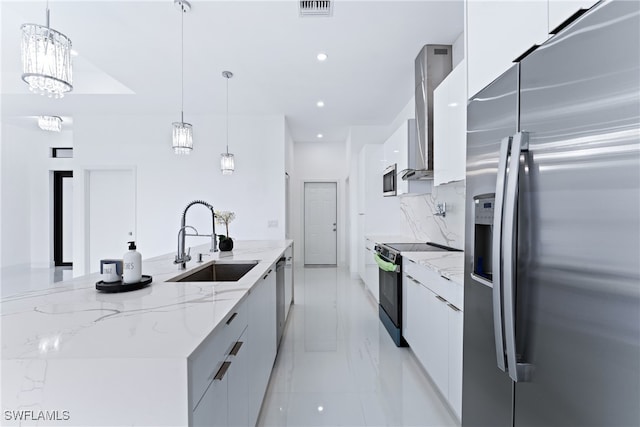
[401,251,465,286]
[0,240,292,426]
[365,234,424,244]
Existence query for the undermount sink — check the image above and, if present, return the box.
[168,260,259,282]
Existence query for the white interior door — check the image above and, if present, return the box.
[304,182,337,265]
[87,169,136,273]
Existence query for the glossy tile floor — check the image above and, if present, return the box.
[257,266,459,427]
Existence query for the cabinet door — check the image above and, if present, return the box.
[248,268,277,426]
[192,363,228,427]
[467,0,548,98]
[227,329,249,427]
[364,246,379,302]
[425,290,450,398]
[447,303,464,420]
[404,274,429,368]
[434,60,467,186]
[548,0,598,33]
[284,246,293,320]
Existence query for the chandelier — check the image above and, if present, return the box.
[172,0,193,155]
[21,2,73,98]
[220,71,235,175]
[38,115,62,132]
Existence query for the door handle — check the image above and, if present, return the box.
[229,341,243,356]
[503,132,532,382]
[213,361,231,381]
[492,136,512,373]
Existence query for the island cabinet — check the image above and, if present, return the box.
[248,265,277,425]
[190,299,248,427]
[190,264,277,427]
[402,258,463,420]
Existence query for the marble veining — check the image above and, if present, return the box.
[365,234,424,244]
[401,251,465,286]
[399,180,465,250]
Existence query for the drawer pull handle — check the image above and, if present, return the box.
[229,341,243,356]
[441,275,451,281]
[213,361,231,381]
[226,312,238,325]
[436,295,447,303]
[447,303,461,312]
[406,274,420,285]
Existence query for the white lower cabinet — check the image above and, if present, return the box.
[402,259,463,419]
[189,261,279,427]
[248,266,277,426]
[448,303,463,420]
[284,246,294,321]
[364,240,379,302]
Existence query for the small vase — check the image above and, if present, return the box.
[219,237,234,252]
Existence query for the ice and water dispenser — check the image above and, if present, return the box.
[473,194,495,282]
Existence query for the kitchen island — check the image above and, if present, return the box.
[1,240,293,426]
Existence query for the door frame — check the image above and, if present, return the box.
[303,180,338,266]
[53,170,73,266]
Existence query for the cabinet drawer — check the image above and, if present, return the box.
[403,259,462,310]
[189,300,248,410]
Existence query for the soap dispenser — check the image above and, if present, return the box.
[123,241,142,284]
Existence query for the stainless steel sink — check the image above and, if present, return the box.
[167,260,259,282]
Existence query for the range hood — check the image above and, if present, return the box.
[402,44,452,180]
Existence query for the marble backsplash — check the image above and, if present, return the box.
[399,180,466,250]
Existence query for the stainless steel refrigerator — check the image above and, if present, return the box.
[462,1,640,426]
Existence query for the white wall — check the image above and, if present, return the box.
[72,113,286,275]
[291,141,347,266]
[1,123,73,269]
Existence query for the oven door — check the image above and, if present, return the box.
[379,267,401,327]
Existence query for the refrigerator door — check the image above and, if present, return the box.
[515,1,640,426]
[462,65,518,427]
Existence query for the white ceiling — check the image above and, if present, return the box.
[1,0,463,143]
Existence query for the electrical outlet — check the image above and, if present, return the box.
[268,220,278,228]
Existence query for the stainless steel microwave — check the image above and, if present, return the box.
[383,164,397,197]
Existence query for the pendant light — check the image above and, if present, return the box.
[38,115,62,132]
[220,71,235,175]
[21,0,73,98]
[172,0,193,155]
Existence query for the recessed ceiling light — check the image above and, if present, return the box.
[317,52,328,62]
[317,133,324,139]
[316,100,325,108]
[317,406,324,412]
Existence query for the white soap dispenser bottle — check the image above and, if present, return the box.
[123,241,142,284]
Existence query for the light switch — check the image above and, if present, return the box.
[268,220,278,228]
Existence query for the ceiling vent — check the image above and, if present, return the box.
[299,1,332,17]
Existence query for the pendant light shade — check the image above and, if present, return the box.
[21,5,73,98]
[172,0,192,155]
[38,115,62,132]
[172,121,193,155]
[221,71,235,174]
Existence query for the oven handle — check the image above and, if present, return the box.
[373,253,399,273]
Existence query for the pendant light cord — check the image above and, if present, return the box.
[180,3,184,123]
[226,76,229,154]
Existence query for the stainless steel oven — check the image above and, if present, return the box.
[383,164,397,197]
[374,242,461,347]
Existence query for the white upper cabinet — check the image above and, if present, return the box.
[434,60,467,186]
[467,0,548,98]
[548,0,598,33]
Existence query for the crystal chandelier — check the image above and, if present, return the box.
[38,115,62,132]
[21,1,73,98]
[220,71,235,175]
[172,1,193,155]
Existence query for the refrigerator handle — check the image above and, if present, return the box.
[503,132,533,382]
[492,136,512,373]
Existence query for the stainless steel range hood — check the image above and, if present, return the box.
[402,44,452,181]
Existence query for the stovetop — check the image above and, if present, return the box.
[374,242,461,264]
